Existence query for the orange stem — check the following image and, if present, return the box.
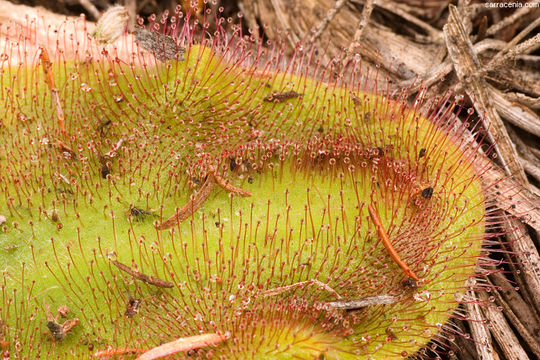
[367,204,419,281]
[39,47,65,133]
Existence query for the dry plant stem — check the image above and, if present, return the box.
[39,47,65,133]
[478,157,540,232]
[136,333,227,360]
[485,5,536,36]
[367,205,419,281]
[489,276,540,358]
[453,319,479,360]
[465,290,494,360]
[366,0,442,41]
[504,92,540,110]
[125,0,136,31]
[156,174,216,230]
[521,158,540,184]
[488,271,540,341]
[399,38,505,94]
[236,0,259,41]
[324,295,397,309]
[78,0,100,20]
[508,127,540,166]
[478,292,530,360]
[111,259,174,288]
[261,279,342,299]
[502,248,540,321]
[307,0,348,45]
[483,32,540,76]
[212,171,252,197]
[490,86,540,138]
[443,5,527,185]
[346,0,374,55]
[501,214,540,313]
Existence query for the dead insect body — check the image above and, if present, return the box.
[386,327,398,341]
[229,157,237,171]
[100,164,110,179]
[98,154,112,179]
[95,119,112,136]
[350,93,363,106]
[421,187,434,199]
[263,91,302,103]
[402,277,418,289]
[45,303,79,342]
[124,297,142,318]
[127,205,156,220]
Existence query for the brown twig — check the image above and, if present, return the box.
[307,0,349,46]
[261,279,342,299]
[488,271,540,340]
[370,0,442,41]
[482,32,540,76]
[111,259,174,288]
[464,288,494,360]
[490,86,540,138]
[501,214,540,314]
[78,0,101,20]
[324,295,397,310]
[488,275,540,358]
[478,291,530,360]
[346,0,374,55]
[155,174,215,230]
[443,5,528,185]
[485,5,537,36]
[213,171,252,197]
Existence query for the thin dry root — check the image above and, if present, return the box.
[39,47,65,133]
[111,259,174,288]
[261,279,342,300]
[213,171,252,197]
[136,333,228,360]
[324,295,398,310]
[156,174,216,230]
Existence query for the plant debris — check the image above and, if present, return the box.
[124,297,142,318]
[368,204,419,281]
[111,259,174,288]
[134,26,185,62]
[44,303,79,342]
[156,174,216,230]
[263,91,302,103]
[324,295,398,310]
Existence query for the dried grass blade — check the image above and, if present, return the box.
[213,172,252,197]
[111,259,174,288]
[156,174,216,230]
